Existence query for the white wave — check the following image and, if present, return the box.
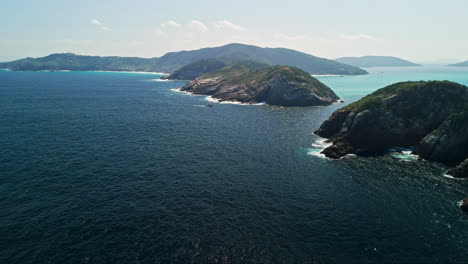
[388,149,419,162]
[443,174,455,179]
[91,70,167,75]
[443,174,467,180]
[170,87,193,95]
[307,137,332,159]
[311,74,345,77]
[205,95,266,106]
[153,78,170,82]
[170,88,266,106]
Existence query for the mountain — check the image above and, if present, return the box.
[450,61,468,67]
[334,56,421,67]
[314,81,468,176]
[180,62,340,107]
[0,53,157,72]
[162,58,228,80]
[0,43,368,75]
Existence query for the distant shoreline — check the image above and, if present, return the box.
[0,69,168,75]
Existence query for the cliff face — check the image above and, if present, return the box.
[314,81,468,163]
[447,159,468,178]
[417,107,468,165]
[180,64,340,107]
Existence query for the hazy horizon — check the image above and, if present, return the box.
[2,0,468,63]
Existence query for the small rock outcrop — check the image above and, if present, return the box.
[447,159,468,178]
[180,63,340,107]
[315,81,468,165]
[461,198,468,212]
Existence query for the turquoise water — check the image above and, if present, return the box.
[1,67,468,263]
[317,65,468,101]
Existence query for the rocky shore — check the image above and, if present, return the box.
[315,81,468,173]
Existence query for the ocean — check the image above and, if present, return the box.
[1,66,468,263]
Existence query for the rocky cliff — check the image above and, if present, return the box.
[314,81,468,164]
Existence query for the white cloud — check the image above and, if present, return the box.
[90,19,111,31]
[340,34,380,41]
[167,20,181,28]
[188,20,208,32]
[213,20,245,32]
[156,20,183,37]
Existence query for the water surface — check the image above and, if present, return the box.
[1,67,468,263]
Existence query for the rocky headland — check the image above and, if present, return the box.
[180,62,340,107]
[314,81,468,179]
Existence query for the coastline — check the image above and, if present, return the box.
[170,87,266,106]
[1,69,168,75]
[311,74,346,77]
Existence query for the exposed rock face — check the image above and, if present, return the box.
[447,159,468,178]
[315,81,468,163]
[180,64,340,107]
[417,108,468,165]
[461,198,468,212]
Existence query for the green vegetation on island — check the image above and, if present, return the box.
[315,81,468,177]
[180,61,340,106]
[0,43,368,75]
[162,58,227,80]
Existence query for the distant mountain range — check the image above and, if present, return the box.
[450,61,468,67]
[334,56,420,67]
[0,43,368,75]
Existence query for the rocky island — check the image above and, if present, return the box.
[180,62,340,107]
[314,81,468,178]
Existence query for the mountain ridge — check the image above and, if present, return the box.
[0,43,368,75]
[335,55,420,67]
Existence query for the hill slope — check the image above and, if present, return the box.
[162,58,228,80]
[450,61,468,67]
[335,56,420,67]
[180,62,340,106]
[0,43,368,75]
[0,53,157,72]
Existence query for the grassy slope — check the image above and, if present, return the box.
[203,63,339,99]
[344,81,467,113]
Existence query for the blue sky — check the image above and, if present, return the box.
[2,0,468,62]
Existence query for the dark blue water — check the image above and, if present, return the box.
[1,70,468,263]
